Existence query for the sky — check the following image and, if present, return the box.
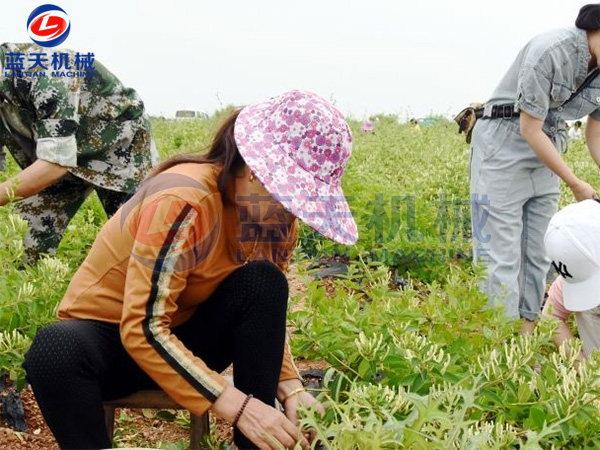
[7,0,596,119]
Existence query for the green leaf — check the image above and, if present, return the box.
[142,408,156,419]
[528,406,546,430]
[156,410,177,421]
[383,355,409,372]
[441,371,460,383]
[481,389,505,407]
[358,359,371,379]
[560,422,570,439]
[517,381,532,404]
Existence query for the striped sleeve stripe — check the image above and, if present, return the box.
[142,204,224,402]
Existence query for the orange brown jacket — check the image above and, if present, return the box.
[57,163,301,417]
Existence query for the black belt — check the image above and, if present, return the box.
[480,104,520,120]
[481,69,600,121]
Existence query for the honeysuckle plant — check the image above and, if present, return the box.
[291,261,600,448]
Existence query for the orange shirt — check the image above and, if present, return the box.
[57,162,300,417]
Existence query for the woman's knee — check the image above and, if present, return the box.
[234,261,289,306]
[23,321,91,385]
[245,260,288,289]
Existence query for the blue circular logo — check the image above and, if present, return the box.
[27,4,71,48]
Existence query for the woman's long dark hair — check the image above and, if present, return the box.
[150,109,244,205]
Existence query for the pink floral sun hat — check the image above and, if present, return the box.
[234,90,358,245]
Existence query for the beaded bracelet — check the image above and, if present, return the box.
[233,394,253,427]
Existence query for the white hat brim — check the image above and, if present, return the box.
[562,268,600,312]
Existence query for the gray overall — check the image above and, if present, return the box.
[470,27,600,320]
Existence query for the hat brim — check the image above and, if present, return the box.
[234,100,358,245]
[562,269,600,312]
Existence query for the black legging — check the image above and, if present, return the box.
[23,261,289,450]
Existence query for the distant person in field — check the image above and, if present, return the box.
[470,5,600,334]
[410,118,421,132]
[0,43,158,262]
[360,119,375,133]
[569,120,583,140]
[22,90,358,450]
[543,200,600,360]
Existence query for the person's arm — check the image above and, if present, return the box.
[0,71,81,206]
[516,59,597,201]
[29,76,80,169]
[121,194,307,450]
[276,219,303,387]
[542,300,576,349]
[520,112,597,201]
[542,289,573,351]
[0,159,67,206]
[542,277,584,362]
[585,115,600,167]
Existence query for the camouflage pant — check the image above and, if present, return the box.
[15,173,129,263]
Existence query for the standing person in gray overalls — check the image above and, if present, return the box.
[470,4,600,334]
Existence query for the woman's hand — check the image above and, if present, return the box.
[283,390,325,443]
[236,398,309,450]
[277,379,325,444]
[570,178,599,201]
[283,390,325,426]
[211,386,308,450]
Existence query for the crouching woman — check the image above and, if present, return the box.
[22,90,359,450]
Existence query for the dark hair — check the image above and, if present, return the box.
[150,109,244,205]
[576,4,600,30]
[575,121,583,127]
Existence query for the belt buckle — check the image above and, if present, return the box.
[502,105,513,119]
[483,104,493,118]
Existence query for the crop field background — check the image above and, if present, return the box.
[2,112,600,448]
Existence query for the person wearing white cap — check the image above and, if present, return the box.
[543,199,600,358]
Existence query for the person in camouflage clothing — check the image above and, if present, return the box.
[0,42,158,262]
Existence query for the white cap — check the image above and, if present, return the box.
[544,199,600,312]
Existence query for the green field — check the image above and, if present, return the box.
[2,114,600,448]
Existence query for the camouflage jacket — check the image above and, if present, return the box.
[0,42,158,192]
